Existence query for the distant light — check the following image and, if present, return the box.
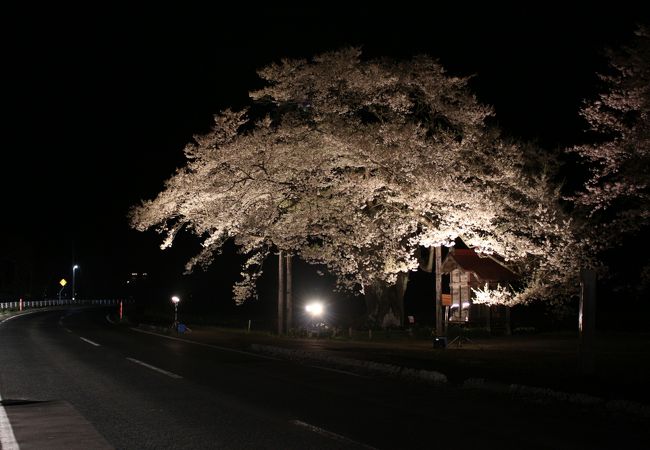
[305,301,324,316]
[171,296,180,304]
[73,265,79,270]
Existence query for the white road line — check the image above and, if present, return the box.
[64,328,72,333]
[0,313,34,325]
[129,327,282,361]
[79,337,101,347]
[0,392,20,450]
[290,419,376,450]
[126,357,183,379]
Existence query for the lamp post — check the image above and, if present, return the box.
[72,265,79,301]
[171,296,180,327]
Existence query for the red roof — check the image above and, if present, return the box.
[441,248,518,281]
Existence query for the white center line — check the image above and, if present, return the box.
[79,337,101,347]
[0,392,20,450]
[290,419,376,450]
[126,357,183,379]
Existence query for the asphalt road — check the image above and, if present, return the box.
[0,308,648,449]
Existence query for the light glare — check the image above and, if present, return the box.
[305,302,323,316]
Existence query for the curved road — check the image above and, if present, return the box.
[0,308,647,449]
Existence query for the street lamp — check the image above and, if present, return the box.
[171,296,180,327]
[72,265,79,301]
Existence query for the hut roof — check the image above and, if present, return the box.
[441,248,518,282]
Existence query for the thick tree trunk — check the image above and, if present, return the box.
[364,275,408,328]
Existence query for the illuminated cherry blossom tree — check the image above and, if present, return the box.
[571,28,649,238]
[130,48,578,321]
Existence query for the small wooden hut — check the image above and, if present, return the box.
[440,248,518,333]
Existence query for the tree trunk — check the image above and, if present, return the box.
[364,275,408,328]
[277,250,285,335]
[285,253,292,334]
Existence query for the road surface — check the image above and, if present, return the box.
[0,308,647,449]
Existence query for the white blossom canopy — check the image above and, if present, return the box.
[131,48,576,305]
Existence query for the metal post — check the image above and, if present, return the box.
[174,303,178,323]
[72,269,76,301]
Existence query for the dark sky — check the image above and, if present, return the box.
[1,4,645,302]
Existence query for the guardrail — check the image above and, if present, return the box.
[0,299,124,311]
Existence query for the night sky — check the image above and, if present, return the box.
[2,5,646,306]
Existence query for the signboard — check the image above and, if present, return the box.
[59,278,67,287]
[441,294,452,306]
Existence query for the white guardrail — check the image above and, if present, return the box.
[0,299,122,310]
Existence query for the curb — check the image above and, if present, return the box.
[463,378,650,419]
[250,344,448,384]
[131,323,650,420]
[250,344,650,419]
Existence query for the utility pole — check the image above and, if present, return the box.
[278,250,285,335]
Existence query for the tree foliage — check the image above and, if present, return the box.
[130,48,578,306]
[571,27,649,240]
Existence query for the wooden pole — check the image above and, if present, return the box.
[278,250,285,335]
[435,246,443,336]
[579,269,597,375]
[286,253,293,334]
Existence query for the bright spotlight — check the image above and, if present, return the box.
[305,301,324,317]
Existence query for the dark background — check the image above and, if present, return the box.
[1,4,647,326]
